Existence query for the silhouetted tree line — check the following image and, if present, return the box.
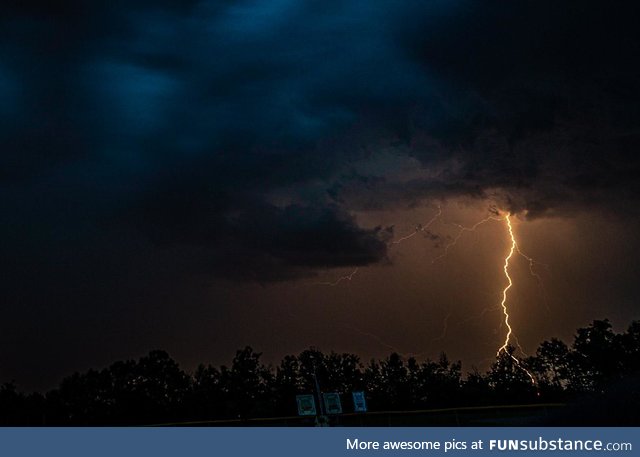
[1,319,639,425]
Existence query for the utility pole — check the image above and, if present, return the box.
[311,358,328,426]
[313,365,324,416]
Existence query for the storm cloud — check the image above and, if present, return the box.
[2,0,640,279]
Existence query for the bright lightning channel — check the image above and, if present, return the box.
[497,214,536,385]
[429,210,539,384]
[497,214,516,354]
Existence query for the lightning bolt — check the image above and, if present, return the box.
[431,310,453,342]
[302,204,544,387]
[312,268,359,286]
[426,209,540,384]
[515,245,551,313]
[338,322,402,353]
[497,214,536,385]
[458,304,501,326]
[497,214,516,355]
[431,215,503,264]
[340,321,435,360]
[389,205,442,247]
[312,204,443,288]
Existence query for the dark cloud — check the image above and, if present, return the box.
[1,0,414,283]
[395,1,640,218]
[2,0,640,284]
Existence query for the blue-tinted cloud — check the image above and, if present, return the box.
[1,0,639,285]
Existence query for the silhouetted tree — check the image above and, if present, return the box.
[324,352,364,393]
[378,353,410,409]
[488,346,536,403]
[419,353,462,407]
[461,367,491,405]
[363,359,384,410]
[297,348,327,392]
[528,338,570,397]
[272,355,304,416]
[2,318,640,425]
[125,350,190,423]
[52,369,112,424]
[569,319,623,392]
[0,382,25,425]
[187,364,225,419]
[224,346,272,419]
[621,321,640,373]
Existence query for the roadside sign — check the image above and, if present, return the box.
[296,394,317,416]
[352,391,367,412]
[322,393,342,414]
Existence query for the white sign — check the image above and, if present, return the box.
[296,394,317,416]
[352,391,367,412]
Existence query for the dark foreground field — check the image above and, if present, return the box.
[153,403,564,427]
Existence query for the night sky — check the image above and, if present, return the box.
[2,1,640,391]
